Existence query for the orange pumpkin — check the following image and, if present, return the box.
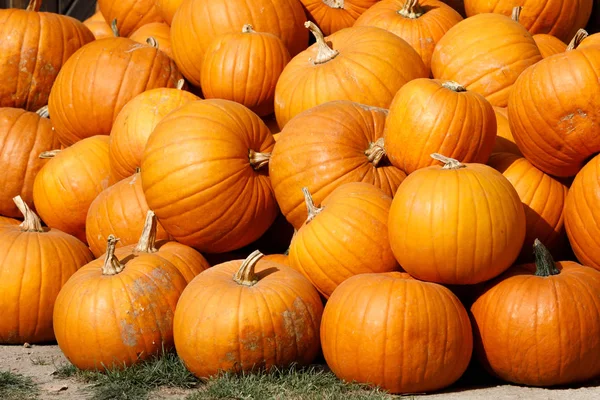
[154,0,184,25]
[300,0,379,35]
[33,136,111,243]
[0,107,59,218]
[262,253,290,265]
[53,235,186,370]
[388,154,526,284]
[384,79,496,174]
[83,11,114,40]
[274,23,428,128]
[321,271,473,394]
[579,30,600,48]
[48,34,182,146]
[129,22,173,58]
[269,100,407,228]
[98,0,165,38]
[141,99,278,253]
[200,25,291,116]
[431,9,542,107]
[0,197,93,344]
[170,0,308,87]
[491,106,521,155]
[533,33,567,57]
[0,0,95,111]
[109,81,198,182]
[174,250,323,378]
[0,216,19,225]
[354,0,463,71]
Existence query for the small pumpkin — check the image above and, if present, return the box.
[129,23,173,58]
[174,250,323,378]
[98,0,165,37]
[300,0,379,35]
[83,11,113,40]
[533,34,567,57]
[491,107,521,156]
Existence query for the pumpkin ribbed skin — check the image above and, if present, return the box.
[141,99,278,253]
[0,3,94,111]
[354,0,463,71]
[384,79,496,174]
[109,86,199,182]
[171,0,308,87]
[262,253,290,265]
[0,108,59,218]
[431,13,542,107]
[533,34,567,57]
[83,11,113,40]
[98,0,165,38]
[301,0,379,35]
[0,216,19,225]
[129,22,173,58]
[33,136,111,243]
[154,0,183,25]
[270,101,407,228]
[491,107,521,155]
[274,25,428,128]
[48,37,182,146]
[579,32,600,48]
[321,272,473,394]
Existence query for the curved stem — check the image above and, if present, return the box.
[305,21,339,65]
[430,153,466,169]
[511,6,522,22]
[322,0,344,8]
[133,211,158,254]
[233,250,264,286]
[146,37,159,49]
[242,24,255,33]
[302,187,323,223]
[36,105,49,118]
[13,196,44,232]
[364,137,386,167]
[442,81,466,92]
[111,19,120,37]
[26,0,42,12]
[39,149,60,159]
[102,235,125,275]
[533,239,560,277]
[567,29,588,51]
[249,149,271,170]
[398,0,423,18]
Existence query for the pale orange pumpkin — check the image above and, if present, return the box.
[300,0,379,35]
[98,0,165,37]
[533,34,567,57]
[491,106,521,155]
[129,22,173,58]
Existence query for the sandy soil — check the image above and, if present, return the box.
[1,344,599,399]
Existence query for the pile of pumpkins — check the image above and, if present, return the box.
[2,0,600,394]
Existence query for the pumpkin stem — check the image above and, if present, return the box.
[146,37,159,49]
[442,81,466,92]
[567,29,588,51]
[533,239,560,277]
[233,250,264,286]
[36,105,49,118]
[284,229,297,255]
[13,196,44,232]
[133,210,158,255]
[39,149,61,159]
[249,149,271,170]
[302,187,323,223]
[398,0,424,18]
[322,0,344,8]
[430,153,466,169]
[135,167,141,174]
[365,137,387,167]
[102,235,125,276]
[511,6,522,22]
[242,24,256,33]
[305,21,339,64]
[26,0,42,12]
[176,79,185,90]
[111,19,120,37]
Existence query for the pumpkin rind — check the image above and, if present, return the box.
[98,0,165,38]
[154,0,184,25]
[533,33,567,58]
[129,22,173,58]
[83,11,113,40]
[491,106,521,155]
[300,0,379,35]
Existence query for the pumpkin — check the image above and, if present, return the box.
[0,197,93,344]
[471,240,600,386]
[141,99,278,253]
[83,11,113,40]
[507,30,600,177]
[98,0,165,38]
[300,0,379,35]
[47,31,182,146]
[491,106,521,155]
[0,216,19,226]
[109,80,198,182]
[579,30,600,48]
[384,79,496,175]
[200,24,291,116]
[32,136,111,243]
[464,0,592,43]
[0,0,95,111]
[274,23,428,128]
[129,22,173,58]
[262,253,290,265]
[269,100,407,228]
[354,0,463,71]
[321,271,473,394]
[154,0,184,25]
[533,33,567,57]
[53,235,186,370]
[173,250,323,378]
[170,0,308,87]
[0,107,60,218]
[388,154,526,284]
[86,172,170,257]
[431,8,542,107]
[289,183,399,298]
[487,153,568,261]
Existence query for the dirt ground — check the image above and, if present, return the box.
[1,344,599,399]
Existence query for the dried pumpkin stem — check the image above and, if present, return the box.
[249,149,271,170]
[176,79,185,90]
[111,19,120,37]
[102,235,125,275]
[442,81,466,92]
[430,153,466,169]
[233,250,264,286]
[398,0,424,18]
[533,239,560,277]
[13,196,44,232]
[242,24,255,33]
[26,0,42,12]
[146,37,159,48]
[36,105,49,118]
[39,149,61,159]
[567,29,588,51]
[511,6,522,22]
[322,0,344,8]
[302,187,323,223]
[133,210,158,254]
[305,21,339,64]
[365,137,386,167]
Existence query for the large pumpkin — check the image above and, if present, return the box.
[0,197,93,344]
[431,9,542,107]
[388,154,526,284]
[0,0,95,111]
[300,0,379,35]
[274,23,428,128]
[471,240,600,386]
[170,0,308,87]
[354,0,463,71]
[129,22,173,58]
[0,107,59,218]
[83,11,113,40]
[321,272,473,393]
[47,35,182,146]
[533,34,567,57]
[269,100,407,228]
[384,79,496,174]
[53,235,186,370]
[141,99,278,253]
[33,136,111,243]
[491,107,521,155]
[174,250,323,378]
[98,0,165,38]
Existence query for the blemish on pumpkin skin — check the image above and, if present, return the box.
[119,320,138,347]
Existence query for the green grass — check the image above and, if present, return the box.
[0,370,39,400]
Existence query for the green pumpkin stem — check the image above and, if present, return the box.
[567,29,588,51]
[111,19,120,37]
[533,239,560,277]
[13,196,44,232]
[102,235,125,275]
[26,0,42,12]
[233,250,264,286]
[442,81,466,92]
[39,149,61,159]
[365,137,386,167]
[511,6,522,22]
[133,211,158,254]
[36,105,49,118]
[430,153,466,170]
[398,0,424,18]
[305,21,339,64]
[302,187,323,223]
[249,149,271,170]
